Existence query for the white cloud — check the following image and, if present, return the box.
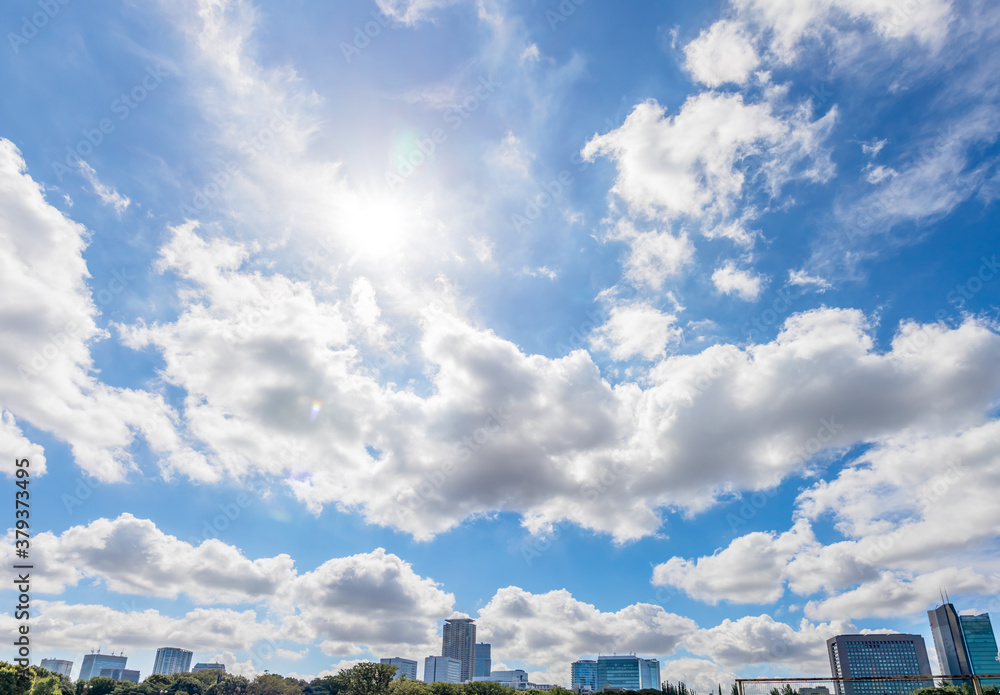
[590,302,682,361]
[787,269,831,291]
[374,0,461,25]
[477,587,697,683]
[728,0,955,60]
[653,521,815,604]
[122,223,1000,544]
[712,261,766,301]
[684,20,760,87]
[582,92,836,224]
[0,410,46,475]
[78,162,130,216]
[0,138,196,482]
[684,615,851,673]
[606,221,695,290]
[660,658,737,693]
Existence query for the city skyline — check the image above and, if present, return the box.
[2,0,1000,690]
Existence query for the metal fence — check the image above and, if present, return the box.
[736,675,1000,695]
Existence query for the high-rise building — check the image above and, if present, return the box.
[78,653,128,681]
[424,656,461,684]
[595,656,660,691]
[153,647,193,676]
[39,660,73,678]
[475,643,491,678]
[442,618,476,682]
[928,603,1000,687]
[929,603,973,677]
[99,669,140,683]
[959,614,1000,686]
[827,634,932,695]
[571,660,598,692]
[193,663,227,673]
[380,658,418,681]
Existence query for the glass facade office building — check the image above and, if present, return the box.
[153,647,193,676]
[960,614,1000,686]
[380,658,418,681]
[475,644,492,678]
[79,654,128,681]
[827,634,932,695]
[572,660,598,692]
[39,660,73,678]
[595,656,660,691]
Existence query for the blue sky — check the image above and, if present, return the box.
[2,0,1000,689]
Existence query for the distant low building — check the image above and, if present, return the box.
[193,663,227,673]
[799,688,830,695]
[473,670,556,691]
[39,660,73,678]
[99,669,140,683]
[380,658,418,680]
[425,656,462,684]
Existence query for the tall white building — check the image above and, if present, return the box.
[153,647,193,675]
[442,618,476,683]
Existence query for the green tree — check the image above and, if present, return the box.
[0,663,32,695]
[767,686,795,695]
[207,676,250,695]
[308,677,346,695]
[338,664,396,695]
[425,683,462,695]
[386,681,428,695]
[465,684,516,695]
[246,675,304,695]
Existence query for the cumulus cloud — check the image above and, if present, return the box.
[590,302,682,361]
[121,224,1000,544]
[582,92,836,224]
[684,20,760,87]
[712,261,767,301]
[684,615,850,673]
[653,521,815,604]
[0,410,46,475]
[477,587,697,683]
[0,139,196,482]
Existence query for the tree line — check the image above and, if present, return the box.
[0,662,713,695]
